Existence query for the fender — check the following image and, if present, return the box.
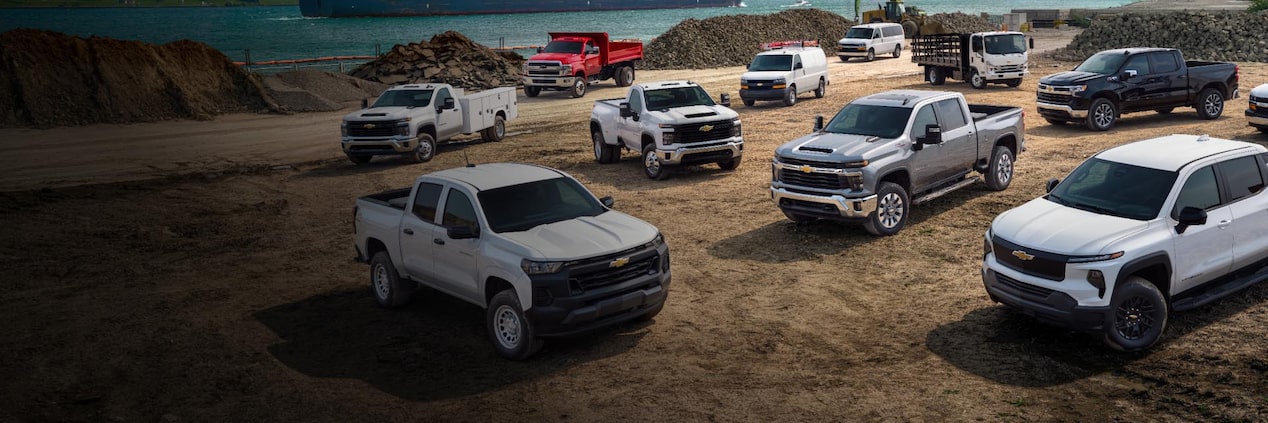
[481,264,529,309]
[589,119,619,146]
[1115,251,1172,297]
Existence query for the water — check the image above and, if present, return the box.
[0,0,1133,62]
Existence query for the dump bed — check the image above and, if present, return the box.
[547,32,643,65]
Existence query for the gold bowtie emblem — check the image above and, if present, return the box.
[699,125,714,132]
[610,257,630,268]
[1012,250,1035,261]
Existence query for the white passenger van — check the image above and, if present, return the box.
[738,41,830,107]
[837,22,905,62]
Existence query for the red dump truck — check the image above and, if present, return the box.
[522,32,643,98]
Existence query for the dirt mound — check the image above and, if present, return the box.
[641,9,853,70]
[923,12,999,34]
[1051,11,1268,62]
[0,29,279,128]
[260,69,389,112]
[349,31,524,89]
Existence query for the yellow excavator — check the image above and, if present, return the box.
[859,0,944,37]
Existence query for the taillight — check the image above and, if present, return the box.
[1234,65,1240,83]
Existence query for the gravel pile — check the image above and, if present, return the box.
[1051,11,1268,62]
[349,31,523,89]
[923,12,999,34]
[261,69,389,112]
[641,9,854,70]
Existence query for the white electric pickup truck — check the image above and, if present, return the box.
[341,83,517,164]
[983,134,1268,351]
[353,163,670,360]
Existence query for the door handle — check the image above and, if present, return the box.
[1218,220,1231,229]
[433,238,445,245]
[403,228,414,235]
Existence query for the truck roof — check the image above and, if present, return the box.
[637,80,698,91]
[386,83,447,91]
[422,163,564,191]
[1094,47,1175,56]
[852,89,955,108]
[1096,134,1266,171]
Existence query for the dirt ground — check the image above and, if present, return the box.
[4,30,1268,422]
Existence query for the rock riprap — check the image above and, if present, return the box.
[349,31,524,89]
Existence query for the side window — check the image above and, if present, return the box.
[1122,54,1151,75]
[911,105,938,139]
[793,55,802,69]
[1173,166,1222,217]
[629,89,643,112]
[411,182,444,222]
[434,88,452,109]
[971,36,983,53]
[933,99,967,131]
[441,189,479,231]
[1218,155,1266,202]
[1149,52,1179,73]
[873,29,881,39]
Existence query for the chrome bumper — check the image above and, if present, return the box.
[523,76,575,88]
[1247,112,1268,127]
[985,71,1028,80]
[659,140,743,165]
[770,186,877,219]
[341,136,414,154]
[1036,102,1088,119]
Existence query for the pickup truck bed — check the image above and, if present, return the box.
[358,188,410,210]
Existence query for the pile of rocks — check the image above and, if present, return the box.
[260,69,389,112]
[349,31,523,89]
[923,12,999,34]
[641,9,853,70]
[1051,11,1268,62]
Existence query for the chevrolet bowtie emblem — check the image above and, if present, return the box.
[363,123,376,129]
[800,165,813,173]
[699,125,714,132]
[610,257,630,268]
[1012,250,1035,261]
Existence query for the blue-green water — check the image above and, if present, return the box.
[0,0,1132,62]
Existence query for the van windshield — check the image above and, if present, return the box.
[823,104,912,139]
[984,34,1027,54]
[1074,51,1128,75]
[749,55,792,72]
[371,89,433,108]
[844,28,874,39]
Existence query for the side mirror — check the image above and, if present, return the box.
[1045,178,1060,193]
[814,115,825,132]
[720,93,731,108]
[536,46,545,53]
[587,46,599,55]
[794,63,803,70]
[921,125,942,144]
[360,98,369,109]
[447,225,479,240]
[601,196,615,208]
[1029,37,1035,49]
[619,102,634,118]
[1175,206,1208,234]
[443,97,456,110]
[1121,69,1138,80]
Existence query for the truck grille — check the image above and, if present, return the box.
[995,272,1056,301]
[568,248,661,291]
[526,61,564,77]
[671,120,734,144]
[346,120,398,137]
[777,157,852,169]
[1037,92,1071,104]
[992,236,1067,281]
[995,64,1025,73]
[777,168,845,190]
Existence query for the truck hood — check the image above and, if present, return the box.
[741,71,791,81]
[991,197,1151,255]
[499,211,658,261]
[774,132,885,163]
[1039,71,1105,86]
[527,53,576,63]
[646,105,738,122]
[1251,83,1268,98]
[343,107,415,122]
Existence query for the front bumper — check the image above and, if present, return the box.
[837,46,869,57]
[658,140,743,165]
[982,266,1107,332]
[770,186,877,220]
[525,247,671,338]
[983,70,1028,81]
[341,136,414,155]
[1036,102,1088,120]
[523,76,575,88]
[740,87,789,100]
[1249,107,1268,128]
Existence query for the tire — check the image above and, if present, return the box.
[839,56,851,63]
[1259,126,1268,134]
[592,128,616,164]
[570,76,587,98]
[1005,79,1022,88]
[892,44,902,58]
[1085,98,1117,131]
[984,145,1014,191]
[865,48,875,62]
[928,67,946,86]
[742,98,755,107]
[782,86,797,107]
[863,181,909,236]
[1044,118,1067,126]
[370,252,413,308]
[524,85,541,98]
[347,154,372,165]
[902,20,919,38]
[1155,107,1174,114]
[969,69,987,89]
[814,78,825,98]
[615,65,635,87]
[717,155,741,170]
[409,133,437,163]
[642,143,670,180]
[1195,88,1224,120]
[487,289,543,360]
[1102,276,1169,352]
[783,211,817,224]
[480,115,506,142]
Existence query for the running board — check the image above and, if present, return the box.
[1171,266,1268,312]
[912,176,980,206]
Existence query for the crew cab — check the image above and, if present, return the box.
[1036,48,1239,131]
[522,32,643,98]
[770,90,1023,236]
[983,134,1268,351]
[1248,83,1268,133]
[589,81,743,180]
[353,163,670,360]
[341,83,517,164]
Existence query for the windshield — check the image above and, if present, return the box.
[822,103,913,139]
[748,55,792,72]
[844,28,873,39]
[543,40,582,54]
[644,86,716,110]
[371,89,433,108]
[478,177,607,233]
[984,34,1027,54]
[1074,51,1128,75]
[1047,158,1177,220]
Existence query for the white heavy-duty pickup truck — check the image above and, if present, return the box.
[341,83,517,164]
[983,134,1268,351]
[589,80,743,180]
[353,163,670,360]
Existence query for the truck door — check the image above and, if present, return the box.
[431,186,482,304]
[969,34,984,76]
[1170,164,1233,295]
[1116,53,1160,112]
[932,98,976,174]
[1218,154,1268,270]
[619,87,645,150]
[434,87,464,140]
[792,54,806,94]
[584,41,601,79]
[908,103,954,190]
[400,181,444,281]
[1148,51,1187,108]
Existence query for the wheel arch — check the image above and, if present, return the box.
[877,168,912,194]
[1200,81,1229,98]
[641,133,656,150]
[994,134,1019,157]
[1117,252,1173,300]
[484,276,515,308]
[417,124,436,139]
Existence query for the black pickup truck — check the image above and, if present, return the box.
[1036,48,1239,131]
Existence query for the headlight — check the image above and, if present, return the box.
[395,119,411,136]
[841,171,864,191]
[1068,251,1124,263]
[341,121,348,136]
[1069,85,1087,94]
[561,65,572,75]
[983,229,993,257]
[652,233,665,247]
[662,131,676,144]
[521,259,564,275]
[731,120,742,137]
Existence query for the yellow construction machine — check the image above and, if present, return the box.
[860,0,944,37]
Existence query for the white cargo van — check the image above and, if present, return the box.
[837,23,905,62]
[739,41,830,107]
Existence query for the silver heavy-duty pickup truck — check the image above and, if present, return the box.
[353,163,670,360]
[771,90,1025,236]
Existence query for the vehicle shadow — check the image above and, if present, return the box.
[564,156,742,192]
[294,139,493,179]
[927,283,1268,387]
[254,287,648,401]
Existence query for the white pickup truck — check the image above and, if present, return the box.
[588,81,743,180]
[983,134,1268,351]
[353,163,670,360]
[341,83,517,164]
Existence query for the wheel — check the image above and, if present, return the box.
[717,155,741,170]
[782,85,797,107]
[839,56,850,63]
[1102,276,1168,352]
[1155,107,1174,114]
[1044,118,1067,125]
[1085,98,1117,131]
[742,98,755,107]
[347,154,372,165]
[892,44,902,58]
[1259,126,1268,133]
[370,252,413,308]
[524,86,541,97]
[615,65,634,87]
[984,145,1014,191]
[865,48,875,62]
[814,78,825,98]
[487,289,543,360]
[1195,88,1224,120]
[928,67,946,85]
[969,69,987,89]
[863,181,909,236]
[480,115,506,142]
[642,143,670,180]
[592,129,616,164]
[570,76,587,98]
[782,211,816,224]
[409,133,437,163]
[902,20,919,38]
[1005,79,1022,88]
